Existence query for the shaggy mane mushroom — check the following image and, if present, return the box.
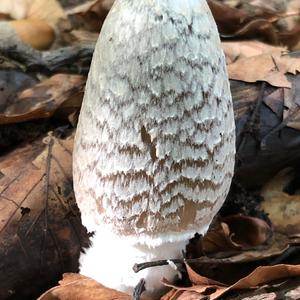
[73,0,235,296]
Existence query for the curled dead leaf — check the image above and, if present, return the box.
[201,221,241,254]
[37,273,140,300]
[199,215,271,256]
[163,264,300,300]
[208,0,300,51]
[223,215,271,248]
[66,0,114,32]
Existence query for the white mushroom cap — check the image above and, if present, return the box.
[73,0,235,295]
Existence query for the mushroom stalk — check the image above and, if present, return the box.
[73,0,235,296]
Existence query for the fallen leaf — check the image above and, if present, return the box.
[247,0,287,13]
[207,0,249,35]
[10,19,55,50]
[188,232,289,265]
[222,41,285,64]
[209,0,300,50]
[228,52,300,88]
[261,168,300,235]
[163,264,300,300]
[0,70,38,112]
[279,25,300,51]
[0,74,85,125]
[0,0,65,26]
[66,0,113,32]
[223,215,271,248]
[0,132,89,299]
[37,273,142,300]
[191,215,271,256]
[201,221,241,254]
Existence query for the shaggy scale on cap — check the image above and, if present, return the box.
[73,0,235,296]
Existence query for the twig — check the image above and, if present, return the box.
[132,279,146,300]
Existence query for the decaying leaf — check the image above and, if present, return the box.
[223,215,271,248]
[37,273,144,300]
[66,0,114,32]
[0,0,65,26]
[0,70,38,112]
[209,0,300,50]
[189,215,271,256]
[228,52,300,88]
[0,131,89,299]
[0,74,85,125]
[261,168,300,235]
[10,19,55,50]
[162,264,300,300]
[222,41,285,64]
[207,0,249,35]
[201,221,241,254]
[232,72,300,187]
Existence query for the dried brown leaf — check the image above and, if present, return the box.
[0,70,38,112]
[0,132,89,299]
[37,273,139,300]
[163,264,300,300]
[199,215,271,256]
[10,19,55,50]
[222,41,285,64]
[27,0,65,27]
[227,53,300,88]
[211,0,300,50]
[261,168,300,235]
[223,215,271,248]
[66,0,113,32]
[201,221,241,254]
[0,74,85,125]
[207,0,249,35]
[0,0,65,26]
[279,25,300,51]
[187,232,289,265]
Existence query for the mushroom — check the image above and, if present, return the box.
[73,0,235,296]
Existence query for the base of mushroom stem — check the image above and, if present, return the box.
[79,227,208,297]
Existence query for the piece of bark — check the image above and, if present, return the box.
[0,41,94,75]
[0,132,89,300]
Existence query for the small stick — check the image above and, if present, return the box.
[133,259,183,273]
[133,253,256,273]
[132,279,146,300]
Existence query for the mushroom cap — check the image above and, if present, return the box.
[73,0,235,245]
